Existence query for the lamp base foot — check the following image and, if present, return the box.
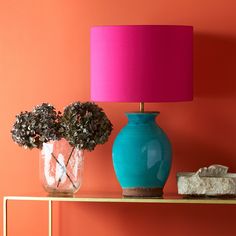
[122,187,163,197]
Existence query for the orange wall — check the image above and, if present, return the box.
[1,0,236,235]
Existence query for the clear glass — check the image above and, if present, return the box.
[39,138,83,196]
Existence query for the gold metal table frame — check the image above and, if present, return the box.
[3,194,236,236]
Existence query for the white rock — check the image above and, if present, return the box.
[177,165,236,196]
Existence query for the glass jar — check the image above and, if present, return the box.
[39,138,83,196]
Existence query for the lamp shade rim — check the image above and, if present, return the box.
[90,97,194,103]
[91,25,193,29]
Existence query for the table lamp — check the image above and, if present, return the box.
[90,25,193,197]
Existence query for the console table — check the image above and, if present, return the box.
[3,194,236,236]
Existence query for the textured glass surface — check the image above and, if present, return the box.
[39,139,83,196]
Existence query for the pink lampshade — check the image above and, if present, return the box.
[90,25,193,102]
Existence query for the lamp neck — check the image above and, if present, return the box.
[125,112,159,124]
[139,102,144,112]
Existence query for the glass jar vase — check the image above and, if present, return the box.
[39,138,83,196]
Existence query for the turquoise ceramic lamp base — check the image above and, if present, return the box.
[112,111,172,197]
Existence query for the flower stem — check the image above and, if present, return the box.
[56,147,75,188]
[51,153,77,189]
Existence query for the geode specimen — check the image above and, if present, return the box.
[177,165,236,196]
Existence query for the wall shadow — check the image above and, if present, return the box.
[194,33,236,98]
[166,32,236,184]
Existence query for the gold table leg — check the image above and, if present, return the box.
[49,200,52,236]
[3,197,8,236]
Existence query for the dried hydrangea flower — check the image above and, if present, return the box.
[11,103,61,149]
[60,102,113,151]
